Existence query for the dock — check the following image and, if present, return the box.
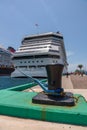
[0,76,87,129]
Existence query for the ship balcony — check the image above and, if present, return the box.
[13,50,48,57]
[13,48,60,57]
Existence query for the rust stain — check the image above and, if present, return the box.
[41,107,46,121]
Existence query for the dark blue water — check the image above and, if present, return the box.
[0,76,33,90]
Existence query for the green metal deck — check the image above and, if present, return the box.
[0,80,87,126]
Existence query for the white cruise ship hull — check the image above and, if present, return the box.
[11,68,47,78]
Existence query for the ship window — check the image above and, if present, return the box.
[13,55,60,59]
[19,66,27,68]
[28,61,30,63]
[32,61,34,63]
[41,60,43,62]
[36,61,39,62]
[38,65,45,67]
[20,61,22,63]
[29,66,36,68]
[24,61,26,63]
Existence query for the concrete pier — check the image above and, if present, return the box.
[0,89,87,130]
[0,75,87,129]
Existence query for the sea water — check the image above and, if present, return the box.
[0,76,33,90]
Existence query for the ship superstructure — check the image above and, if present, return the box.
[11,32,67,78]
[0,46,15,76]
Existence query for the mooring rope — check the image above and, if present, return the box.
[14,68,87,104]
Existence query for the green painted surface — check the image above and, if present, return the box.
[0,90,87,125]
[0,81,87,126]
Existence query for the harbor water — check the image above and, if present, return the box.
[0,76,33,90]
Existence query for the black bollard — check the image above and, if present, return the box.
[32,64,75,106]
[46,64,64,90]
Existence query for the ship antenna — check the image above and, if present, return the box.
[35,23,39,34]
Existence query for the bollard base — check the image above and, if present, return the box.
[32,92,75,106]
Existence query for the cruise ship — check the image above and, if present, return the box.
[0,46,15,76]
[11,32,67,78]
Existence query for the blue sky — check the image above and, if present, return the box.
[0,0,87,72]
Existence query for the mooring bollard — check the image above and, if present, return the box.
[32,64,75,106]
[46,64,64,90]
